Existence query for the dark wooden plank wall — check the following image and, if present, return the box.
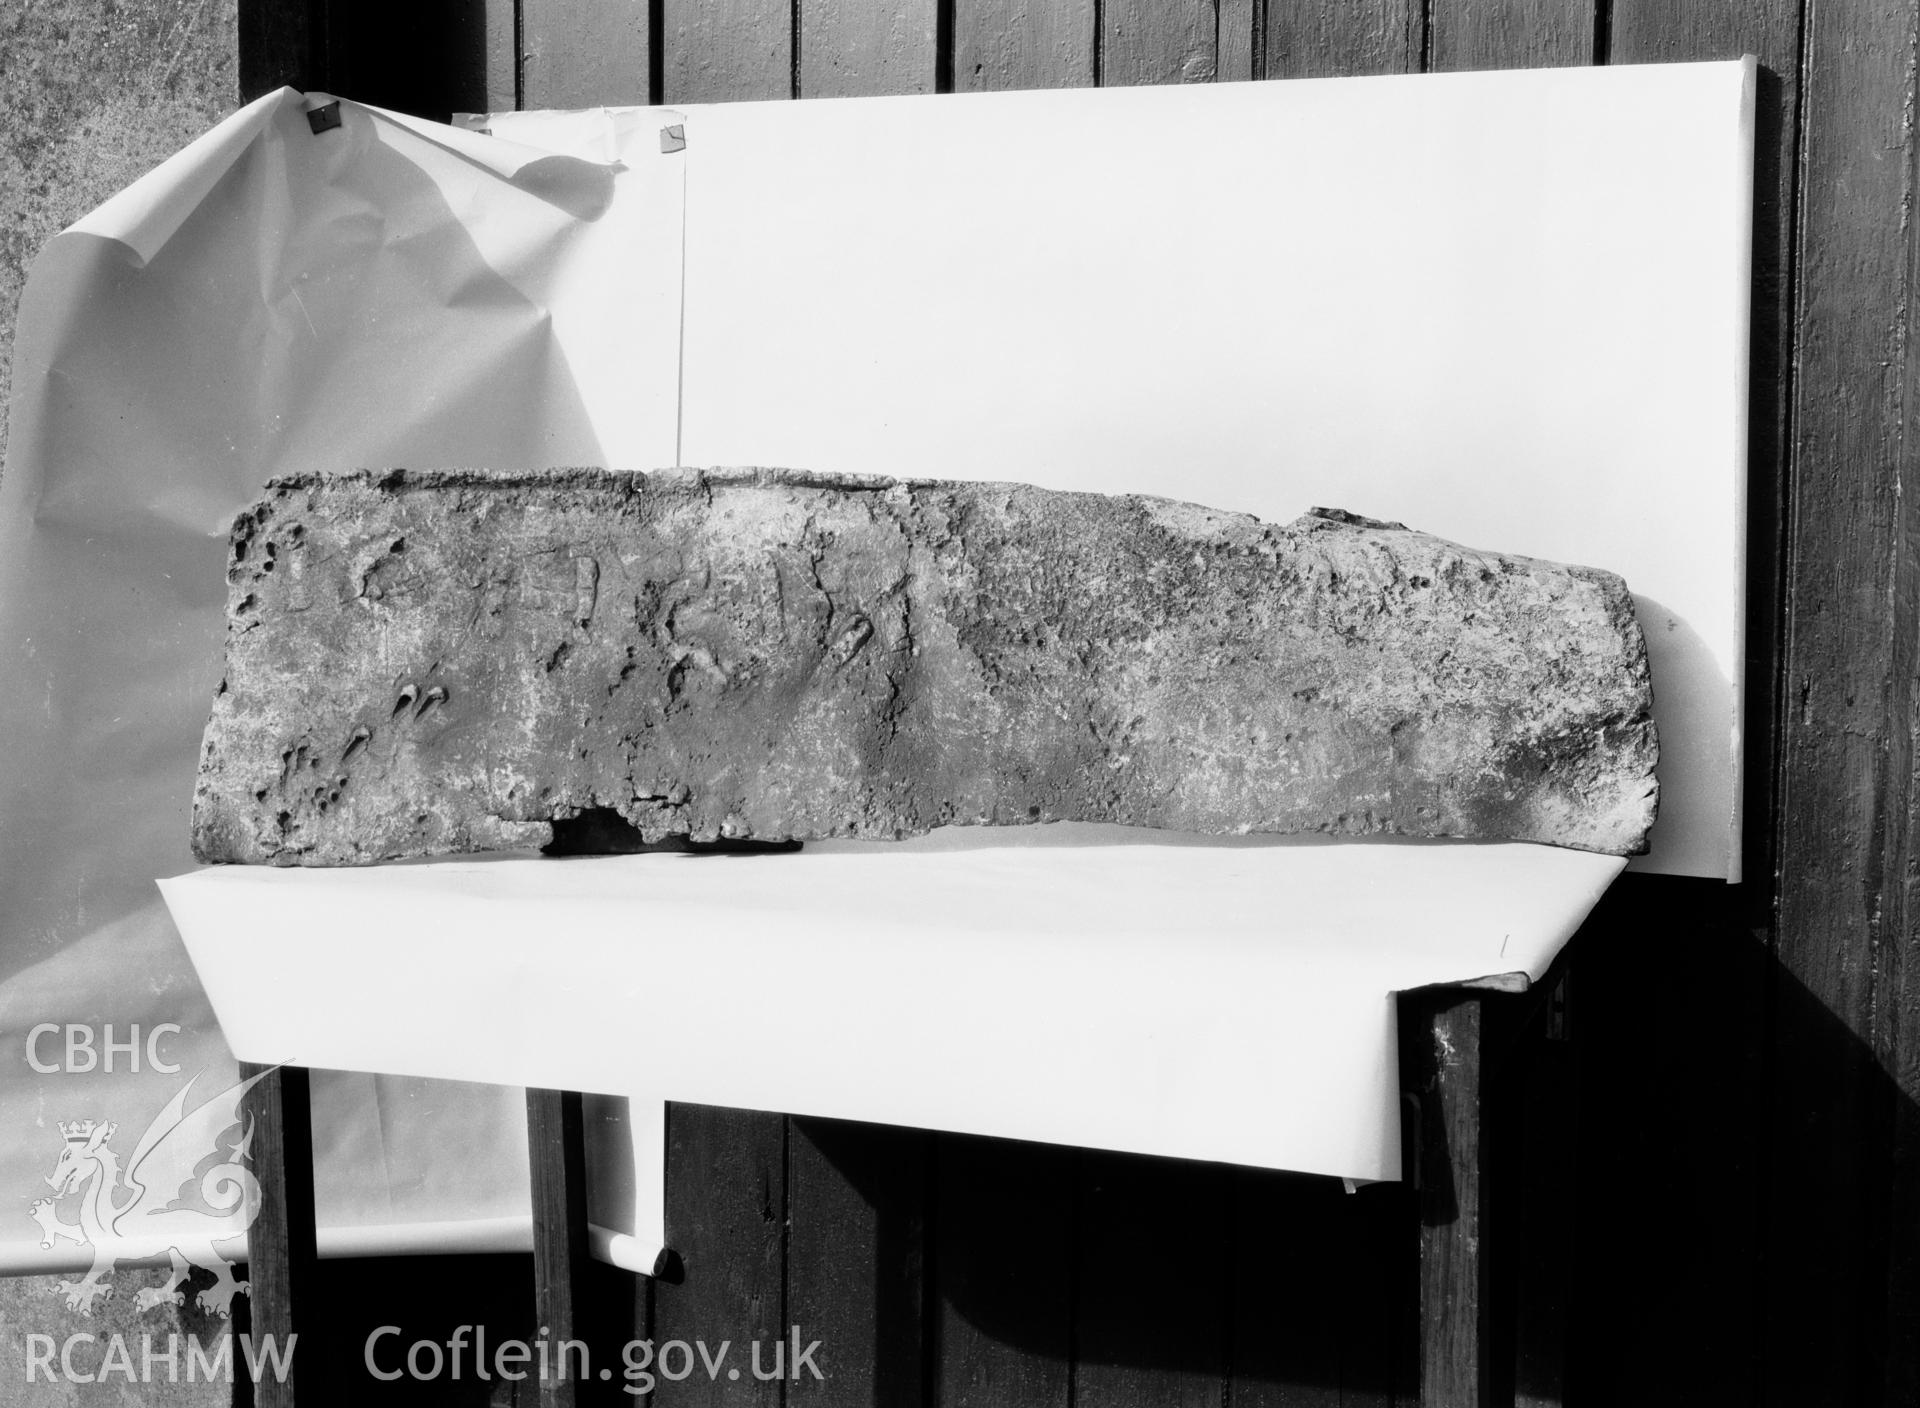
[237,0,1920,1400]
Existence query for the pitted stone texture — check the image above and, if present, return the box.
[191,468,1657,865]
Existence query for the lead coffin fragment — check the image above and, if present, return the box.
[190,468,1657,865]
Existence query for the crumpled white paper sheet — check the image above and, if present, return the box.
[0,88,682,1270]
[1,63,1750,1265]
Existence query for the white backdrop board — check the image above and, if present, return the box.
[2,61,1752,1268]
[649,64,1755,880]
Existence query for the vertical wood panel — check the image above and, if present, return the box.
[798,0,938,96]
[1609,0,1801,61]
[954,0,1096,92]
[1509,992,1573,1407]
[1766,0,1920,1396]
[1426,0,1595,72]
[1351,1183,1428,1398]
[1263,1,1424,79]
[1560,883,1771,1403]
[1893,763,1920,1400]
[522,0,651,107]
[1072,1152,1228,1408]
[786,1118,930,1408]
[482,0,517,111]
[664,0,793,103]
[1226,1170,1341,1408]
[651,1105,787,1407]
[933,1136,1075,1408]
[1592,5,1805,1401]
[240,0,323,99]
[1892,358,1920,1400]
[321,0,504,118]
[1343,1180,1418,1407]
[320,0,358,107]
[1100,0,1217,86]
[1218,0,1256,81]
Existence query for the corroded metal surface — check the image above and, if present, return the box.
[191,468,1657,864]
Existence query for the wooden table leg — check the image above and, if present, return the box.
[239,1062,316,1407]
[527,1087,593,1408]
[1406,992,1490,1408]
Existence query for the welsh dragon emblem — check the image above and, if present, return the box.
[29,1070,267,1317]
